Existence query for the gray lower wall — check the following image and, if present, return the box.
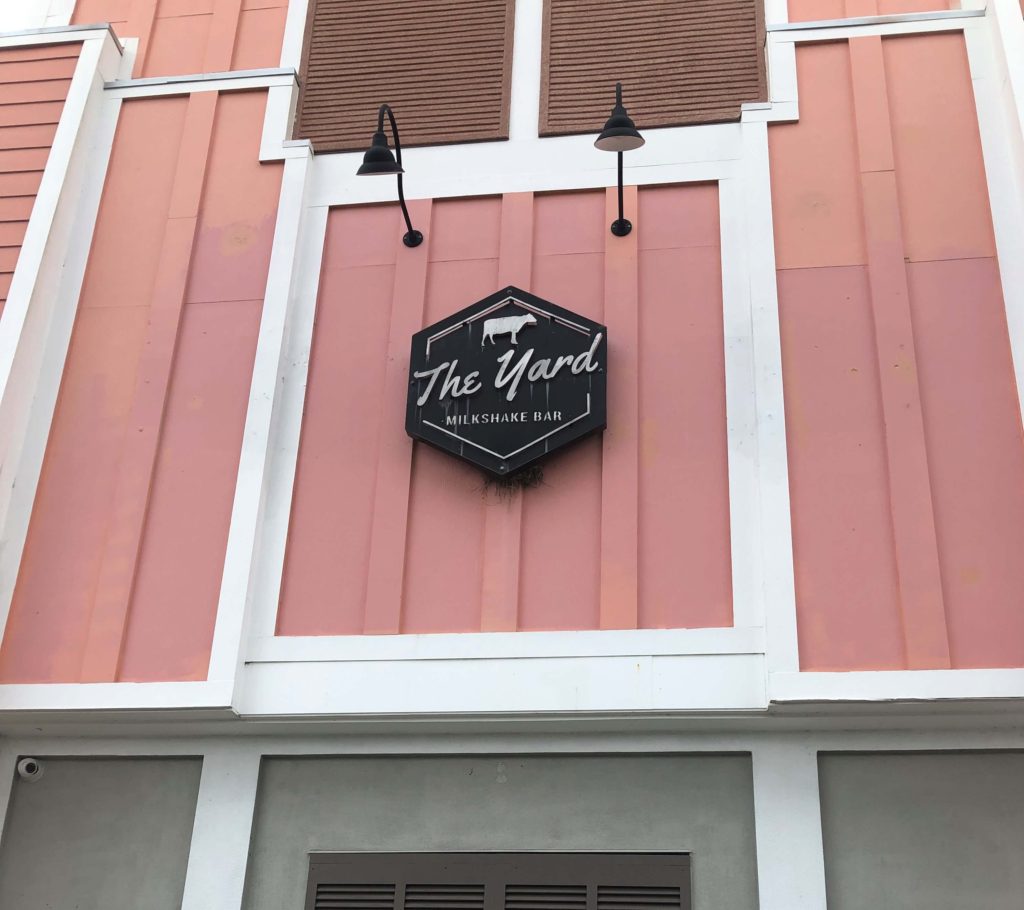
[819,751,1024,910]
[0,756,201,910]
[243,755,759,910]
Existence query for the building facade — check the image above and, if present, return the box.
[0,0,1022,907]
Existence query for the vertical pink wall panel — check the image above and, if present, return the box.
[402,197,501,634]
[637,185,732,630]
[771,41,905,670]
[786,0,955,22]
[0,91,281,682]
[883,35,1024,668]
[0,97,189,682]
[0,42,79,312]
[72,0,288,77]
[771,34,1024,670]
[517,192,605,632]
[278,188,733,637]
[119,91,280,681]
[277,206,400,636]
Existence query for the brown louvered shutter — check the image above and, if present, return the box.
[295,0,516,153]
[305,854,691,910]
[540,0,767,136]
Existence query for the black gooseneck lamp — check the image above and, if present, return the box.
[356,103,423,248]
[594,82,645,237]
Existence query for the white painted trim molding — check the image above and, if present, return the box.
[0,680,233,712]
[179,746,262,910]
[771,668,1024,703]
[208,152,315,694]
[752,742,828,910]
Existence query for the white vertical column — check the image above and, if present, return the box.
[741,120,800,674]
[179,746,262,910]
[508,0,543,141]
[752,741,828,910]
[968,12,1024,426]
[207,152,314,691]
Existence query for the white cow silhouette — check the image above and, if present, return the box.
[482,313,537,346]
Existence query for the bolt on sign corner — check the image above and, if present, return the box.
[407,287,608,476]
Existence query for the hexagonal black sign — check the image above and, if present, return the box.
[406,286,608,477]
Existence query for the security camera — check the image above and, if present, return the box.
[16,757,43,782]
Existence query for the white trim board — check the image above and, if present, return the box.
[0,680,233,712]
[247,627,765,664]
[237,653,768,717]
[771,668,1024,703]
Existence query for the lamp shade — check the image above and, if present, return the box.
[356,130,403,176]
[595,109,645,152]
[594,83,645,152]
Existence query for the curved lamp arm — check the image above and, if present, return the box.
[378,104,423,248]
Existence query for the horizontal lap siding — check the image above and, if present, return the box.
[0,91,282,683]
[770,35,1024,670]
[0,42,78,312]
[541,0,767,136]
[294,0,515,152]
[278,187,732,636]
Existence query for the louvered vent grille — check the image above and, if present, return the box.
[315,883,397,910]
[597,886,682,910]
[506,884,588,910]
[306,854,690,910]
[541,0,767,136]
[406,884,486,910]
[295,0,515,152]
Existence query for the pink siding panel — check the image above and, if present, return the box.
[402,198,501,634]
[779,266,905,669]
[72,0,287,78]
[883,34,996,263]
[769,43,866,270]
[119,299,263,680]
[277,208,398,636]
[118,91,281,680]
[907,259,1024,668]
[637,185,732,630]
[278,188,733,637]
[0,90,280,682]
[0,307,151,681]
[517,192,606,632]
[771,33,1024,670]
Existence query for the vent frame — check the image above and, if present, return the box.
[305,853,691,910]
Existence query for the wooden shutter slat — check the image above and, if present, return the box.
[541,0,767,136]
[295,0,515,153]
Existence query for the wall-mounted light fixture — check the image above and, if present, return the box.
[357,104,423,248]
[594,82,645,237]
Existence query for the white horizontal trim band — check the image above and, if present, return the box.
[104,66,296,90]
[0,22,114,49]
[770,668,1024,703]
[247,626,767,664]
[767,8,985,31]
